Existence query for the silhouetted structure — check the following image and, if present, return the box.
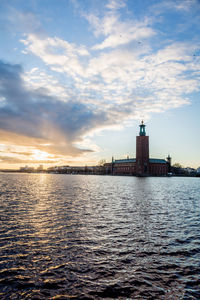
[105,121,170,176]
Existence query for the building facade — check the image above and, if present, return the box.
[105,121,170,176]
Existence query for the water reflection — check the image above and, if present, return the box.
[0,174,200,299]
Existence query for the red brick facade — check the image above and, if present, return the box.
[105,122,170,176]
[149,162,168,176]
[136,135,149,175]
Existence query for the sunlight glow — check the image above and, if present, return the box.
[32,150,51,161]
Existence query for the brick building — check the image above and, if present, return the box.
[105,121,171,176]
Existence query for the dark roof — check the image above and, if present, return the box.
[149,158,167,164]
[114,158,136,163]
[113,158,167,164]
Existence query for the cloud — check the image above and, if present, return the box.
[21,34,89,77]
[0,156,58,164]
[106,0,127,10]
[156,0,198,12]
[0,60,112,158]
[0,150,32,156]
[19,2,199,115]
[93,25,154,50]
[85,10,155,50]
[10,10,42,34]
[149,0,200,24]
[19,32,200,121]
[0,4,45,38]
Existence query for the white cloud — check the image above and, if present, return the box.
[22,68,71,101]
[21,34,89,77]
[93,26,154,50]
[21,32,200,120]
[149,0,199,23]
[85,11,155,50]
[106,0,127,10]
[17,1,200,155]
[162,0,197,12]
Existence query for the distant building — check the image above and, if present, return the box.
[105,121,170,176]
[20,165,35,172]
[37,165,43,172]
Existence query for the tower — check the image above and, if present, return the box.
[136,121,149,175]
[166,154,172,173]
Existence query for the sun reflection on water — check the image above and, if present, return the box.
[0,174,200,299]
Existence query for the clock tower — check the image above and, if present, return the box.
[136,121,149,175]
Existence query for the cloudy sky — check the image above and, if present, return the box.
[0,0,200,169]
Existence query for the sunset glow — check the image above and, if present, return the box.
[0,0,200,169]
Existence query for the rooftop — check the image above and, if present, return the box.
[112,158,167,164]
[149,158,167,164]
[114,158,136,163]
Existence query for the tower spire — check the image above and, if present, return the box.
[139,120,146,136]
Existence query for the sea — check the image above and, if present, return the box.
[0,173,200,299]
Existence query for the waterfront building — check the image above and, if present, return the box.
[105,121,170,176]
[37,165,43,172]
[19,165,35,172]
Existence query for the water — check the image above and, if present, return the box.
[0,173,200,299]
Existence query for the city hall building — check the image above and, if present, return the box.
[105,121,171,176]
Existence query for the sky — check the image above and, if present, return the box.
[0,0,200,169]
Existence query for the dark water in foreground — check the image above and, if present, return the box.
[0,174,200,299]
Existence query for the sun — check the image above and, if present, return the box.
[32,149,50,161]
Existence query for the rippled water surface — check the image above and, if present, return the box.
[0,173,200,299]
